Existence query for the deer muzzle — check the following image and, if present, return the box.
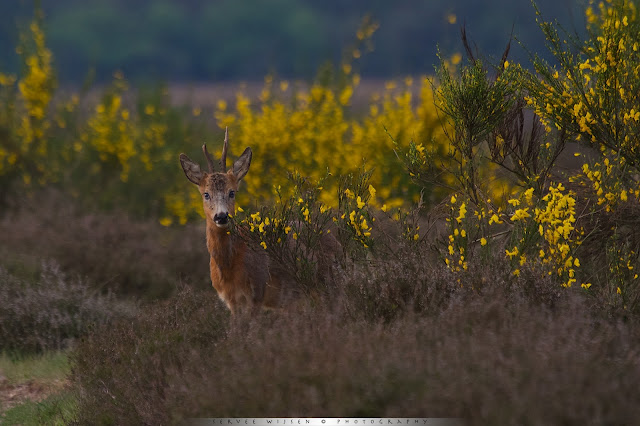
[213,211,230,227]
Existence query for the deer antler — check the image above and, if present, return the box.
[202,127,230,173]
[202,144,216,173]
[220,127,229,172]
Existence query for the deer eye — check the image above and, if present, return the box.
[229,190,235,199]
[203,192,210,200]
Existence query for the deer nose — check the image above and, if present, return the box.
[213,212,229,225]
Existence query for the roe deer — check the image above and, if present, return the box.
[180,128,305,314]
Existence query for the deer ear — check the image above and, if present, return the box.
[232,147,252,181]
[179,153,204,185]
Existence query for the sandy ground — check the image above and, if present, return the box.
[0,372,68,413]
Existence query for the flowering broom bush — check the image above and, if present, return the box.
[390,0,640,313]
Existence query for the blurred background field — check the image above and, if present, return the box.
[2,0,640,424]
[1,0,581,83]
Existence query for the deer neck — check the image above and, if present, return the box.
[206,220,236,270]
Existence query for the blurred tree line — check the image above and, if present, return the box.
[0,0,581,83]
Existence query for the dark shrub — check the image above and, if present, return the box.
[73,286,229,425]
[73,261,640,425]
[0,190,210,299]
[0,261,135,353]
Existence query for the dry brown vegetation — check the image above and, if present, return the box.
[71,254,640,425]
[0,190,210,299]
[2,191,639,424]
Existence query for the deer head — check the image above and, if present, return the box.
[179,128,252,229]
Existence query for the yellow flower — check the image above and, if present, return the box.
[356,196,366,209]
[456,202,467,223]
[349,210,357,224]
[506,247,519,259]
[523,188,535,203]
[260,241,267,250]
[480,237,487,246]
[510,208,531,221]
[489,214,502,225]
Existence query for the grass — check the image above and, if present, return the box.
[0,351,76,425]
[0,351,70,385]
[1,391,76,426]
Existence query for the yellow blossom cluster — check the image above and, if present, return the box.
[504,184,585,287]
[444,195,470,272]
[534,184,582,287]
[208,74,446,212]
[83,91,136,182]
[579,151,640,212]
[0,15,56,185]
[334,184,376,250]
[524,0,640,172]
[443,192,509,274]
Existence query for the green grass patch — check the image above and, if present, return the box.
[0,351,75,425]
[1,390,76,426]
[0,351,70,385]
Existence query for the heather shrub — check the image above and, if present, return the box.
[72,259,640,424]
[0,190,210,299]
[72,286,228,425]
[0,260,135,353]
[341,243,455,322]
